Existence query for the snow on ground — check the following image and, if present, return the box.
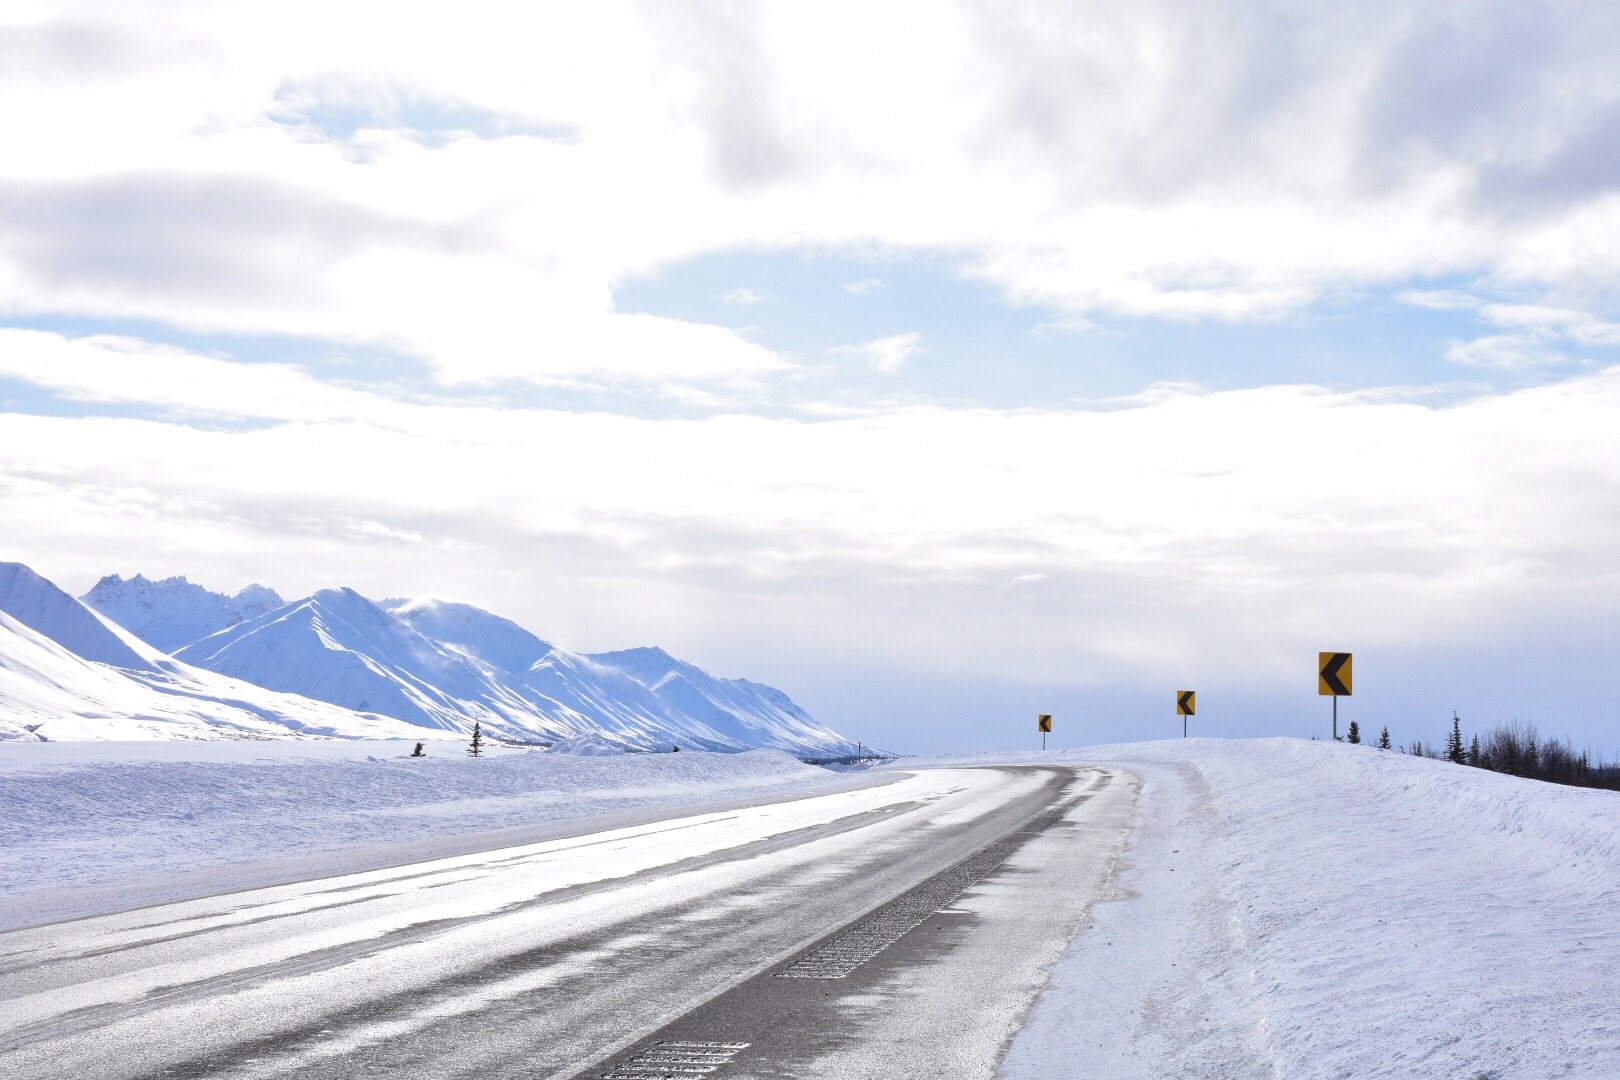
[0,740,887,930]
[956,738,1620,1080]
[5,733,1612,1077]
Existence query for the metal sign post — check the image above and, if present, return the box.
[1037,713,1052,751]
[1318,652,1353,740]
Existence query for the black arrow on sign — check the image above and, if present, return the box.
[1177,691,1194,715]
[1320,653,1351,696]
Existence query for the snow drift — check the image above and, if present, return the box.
[984,738,1620,1080]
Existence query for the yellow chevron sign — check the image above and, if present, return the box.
[1177,691,1195,716]
[1319,652,1352,696]
[1037,714,1052,733]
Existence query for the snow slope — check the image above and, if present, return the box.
[0,562,153,670]
[82,573,283,652]
[176,588,543,736]
[976,738,1620,1080]
[177,589,727,748]
[173,589,859,756]
[592,646,859,759]
[382,597,850,753]
[0,562,427,743]
[0,740,884,928]
[385,597,853,754]
[381,597,553,675]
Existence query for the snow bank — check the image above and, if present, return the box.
[970,738,1620,1080]
[0,740,878,930]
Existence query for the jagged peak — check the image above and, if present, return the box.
[234,583,281,603]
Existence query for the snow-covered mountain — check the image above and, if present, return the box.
[384,596,858,756]
[82,574,283,653]
[380,597,554,675]
[176,589,858,756]
[176,588,567,738]
[8,561,861,756]
[0,562,425,742]
[590,647,858,759]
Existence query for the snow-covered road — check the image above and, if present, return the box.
[0,764,1136,1080]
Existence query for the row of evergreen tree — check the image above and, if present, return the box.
[1342,714,1620,792]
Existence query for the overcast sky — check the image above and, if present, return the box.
[3,1,1619,753]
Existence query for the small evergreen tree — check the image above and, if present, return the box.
[468,721,484,758]
[1447,712,1466,764]
[410,742,425,758]
[1346,720,1361,744]
[1378,726,1391,750]
[1410,739,1424,757]
[1467,734,1481,767]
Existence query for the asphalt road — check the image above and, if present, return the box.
[0,764,1137,1080]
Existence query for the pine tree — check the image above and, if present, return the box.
[1346,720,1361,744]
[1447,712,1465,764]
[468,721,484,758]
[1411,739,1423,757]
[1378,726,1391,750]
[410,742,425,758]
[1467,734,1481,767]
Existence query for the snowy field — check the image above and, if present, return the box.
[973,738,1620,1080]
[0,740,888,930]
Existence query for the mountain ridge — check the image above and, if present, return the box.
[0,561,426,743]
[14,562,861,757]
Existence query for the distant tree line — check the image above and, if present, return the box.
[1370,712,1620,792]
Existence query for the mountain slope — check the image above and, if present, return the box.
[0,563,422,742]
[0,562,157,670]
[47,564,859,757]
[590,646,857,758]
[176,589,540,735]
[381,597,764,750]
[82,574,283,653]
[381,598,553,675]
[178,590,764,749]
[178,589,857,755]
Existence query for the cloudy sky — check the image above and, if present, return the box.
[3,1,1619,753]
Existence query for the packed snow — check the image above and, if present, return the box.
[974,738,1620,1080]
[0,739,885,930]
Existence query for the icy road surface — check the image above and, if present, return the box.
[0,764,1136,1080]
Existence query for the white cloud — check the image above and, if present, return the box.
[5,365,1620,695]
[1478,303,1590,329]
[719,286,771,305]
[1031,315,1097,337]
[836,331,922,372]
[1398,290,1481,312]
[1445,331,1570,370]
[1571,321,1620,346]
[843,278,884,295]
[0,1,1617,384]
